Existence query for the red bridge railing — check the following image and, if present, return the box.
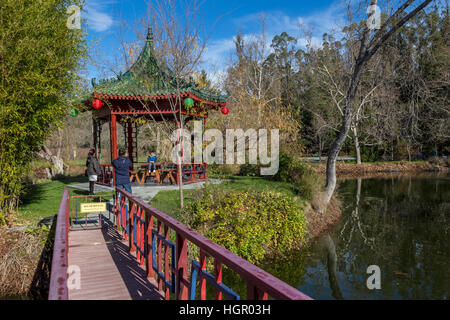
[48,188,70,300]
[115,188,312,300]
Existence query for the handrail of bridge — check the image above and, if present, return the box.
[115,187,312,300]
[48,188,70,300]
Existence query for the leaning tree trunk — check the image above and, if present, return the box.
[323,26,369,205]
[324,80,361,205]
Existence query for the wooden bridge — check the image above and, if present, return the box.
[48,188,312,300]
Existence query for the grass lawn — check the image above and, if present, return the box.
[150,176,303,219]
[17,175,106,225]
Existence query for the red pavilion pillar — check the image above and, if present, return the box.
[111,114,118,160]
[111,114,118,186]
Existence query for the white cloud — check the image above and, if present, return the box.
[202,38,236,66]
[85,1,114,32]
[200,38,235,85]
[200,3,346,83]
[231,2,345,40]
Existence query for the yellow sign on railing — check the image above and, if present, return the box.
[80,203,107,214]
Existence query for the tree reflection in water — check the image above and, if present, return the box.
[296,173,450,300]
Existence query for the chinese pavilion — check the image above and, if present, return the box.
[81,27,229,186]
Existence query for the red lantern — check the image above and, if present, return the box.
[92,99,104,110]
[221,106,229,115]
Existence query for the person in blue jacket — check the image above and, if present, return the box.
[112,148,133,194]
[148,151,158,173]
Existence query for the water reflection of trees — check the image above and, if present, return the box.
[326,175,450,299]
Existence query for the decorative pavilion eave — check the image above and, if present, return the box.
[83,26,229,111]
[92,91,227,107]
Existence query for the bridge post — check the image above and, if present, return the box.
[145,214,154,278]
[247,282,269,300]
[214,259,223,300]
[176,233,188,300]
[199,250,207,300]
[164,225,170,300]
[157,221,163,291]
[129,203,136,253]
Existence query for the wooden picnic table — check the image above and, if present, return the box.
[129,170,140,183]
[131,163,177,185]
[157,168,176,185]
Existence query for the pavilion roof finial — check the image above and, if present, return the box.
[146,26,154,46]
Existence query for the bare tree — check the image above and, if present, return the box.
[213,18,301,157]
[322,0,433,207]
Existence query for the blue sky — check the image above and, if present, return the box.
[83,0,346,81]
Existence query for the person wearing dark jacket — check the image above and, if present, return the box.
[112,148,133,194]
[86,149,101,195]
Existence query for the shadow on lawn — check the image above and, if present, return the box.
[51,174,86,184]
[19,174,88,207]
[19,182,47,207]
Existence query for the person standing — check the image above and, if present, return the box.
[112,148,133,194]
[86,149,101,195]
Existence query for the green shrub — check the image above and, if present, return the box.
[292,169,321,200]
[272,153,294,182]
[361,145,381,162]
[238,163,260,177]
[271,153,322,201]
[216,152,322,201]
[208,163,235,178]
[0,212,8,226]
[182,187,307,264]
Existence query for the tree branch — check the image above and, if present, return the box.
[367,0,432,60]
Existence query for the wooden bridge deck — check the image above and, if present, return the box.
[68,225,164,300]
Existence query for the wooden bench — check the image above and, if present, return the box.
[129,171,139,183]
[138,169,160,184]
[132,163,177,185]
[159,169,176,185]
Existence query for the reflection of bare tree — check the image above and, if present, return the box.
[323,235,344,300]
[313,176,450,299]
[339,178,376,252]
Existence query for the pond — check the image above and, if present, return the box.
[292,173,450,300]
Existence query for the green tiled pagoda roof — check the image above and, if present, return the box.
[91,28,229,104]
